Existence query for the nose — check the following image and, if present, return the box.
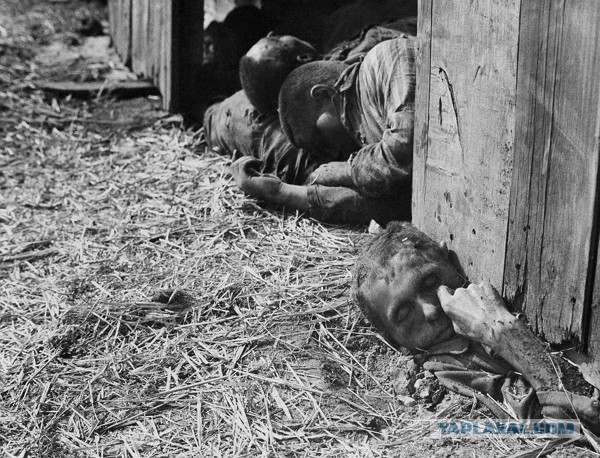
[418,298,442,323]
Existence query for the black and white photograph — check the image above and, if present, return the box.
[1,0,600,456]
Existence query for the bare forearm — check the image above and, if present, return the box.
[490,318,561,392]
[438,283,561,391]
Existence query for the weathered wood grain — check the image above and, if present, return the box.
[585,47,600,366]
[108,0,131,65]
[108,0,203,113]
[130,0,148,75]
[504,0,600,344]
[413,0,432,226]
[590,232,600,378]
[412,0,520,287]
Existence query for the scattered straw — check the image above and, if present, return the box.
[1,1,598,457]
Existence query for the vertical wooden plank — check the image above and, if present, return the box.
[413,0,432,226]
[108,0,119,50]
[122,0,132,66]
[160,0,173,109]
[146,0,154,80]
[108,0,132,66]
[504,1,600,343]
[412,0,520,287]
[589,30,600,362]
[589,209,600,375]
[131,0,149,75]
[151,0,162,85]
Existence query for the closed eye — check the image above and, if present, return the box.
[421,274,440,290]
[394,305,410,322]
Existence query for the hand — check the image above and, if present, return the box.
[230,156,282,199]
[308,162,353,187]
[436,282,515,345]
[538,391,600,432]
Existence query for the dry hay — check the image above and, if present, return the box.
[1,1,599,457]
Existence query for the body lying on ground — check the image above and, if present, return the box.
[223,34,415,225]
[203,90,323,185]
[351,221,600,432]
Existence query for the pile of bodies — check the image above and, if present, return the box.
[201,2,600,433]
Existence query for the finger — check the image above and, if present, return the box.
[231,156,250,168]
[240,157,263,170]
[466,282,485,296]
[230,159,241,173]
[230,156,249,173]
[436,285,454,303]
[231,149,243,162]
[479,281,503,300]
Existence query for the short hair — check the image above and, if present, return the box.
[240,37,319,116]
[278,60,346,149]
[351,221,447,332]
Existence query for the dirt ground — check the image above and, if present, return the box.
[1,1,598,457]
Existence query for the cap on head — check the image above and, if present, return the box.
[239,35,320,116]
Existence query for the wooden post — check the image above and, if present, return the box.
[109,0,203,115]
[503,1,600,345]
[412,0,520,286]
[108,0,132,66]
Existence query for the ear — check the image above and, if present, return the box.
[310,84,334,100]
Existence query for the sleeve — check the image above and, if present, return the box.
[202,100,229,155]
[424,361,542,420]
[349,39,415,199]
[306,185,410,225]
[349,112,414,198]
[202,90,270,158]
[258,121,323,185]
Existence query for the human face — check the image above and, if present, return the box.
[363,249,464,349]
[315,103,361,157]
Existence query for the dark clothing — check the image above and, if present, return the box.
[304,37,415,222]
[325,17,417,61]
[203,32,414,225]
[203,91,322,185]
[422,337,543,419]
[307,186,410,224]
[335,37,415,199]
[223,5,270,53]
[322,0,418,52]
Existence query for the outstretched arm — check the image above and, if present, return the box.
[230,157,410,224]
[437,283,600,430]
[230,156,309,211]
[437,282,558,392]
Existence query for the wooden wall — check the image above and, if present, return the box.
[108,0,203,114]
[108,0,131,66]
[414,0,520,287]
[504,1,600,345]
[415,0,600,367]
